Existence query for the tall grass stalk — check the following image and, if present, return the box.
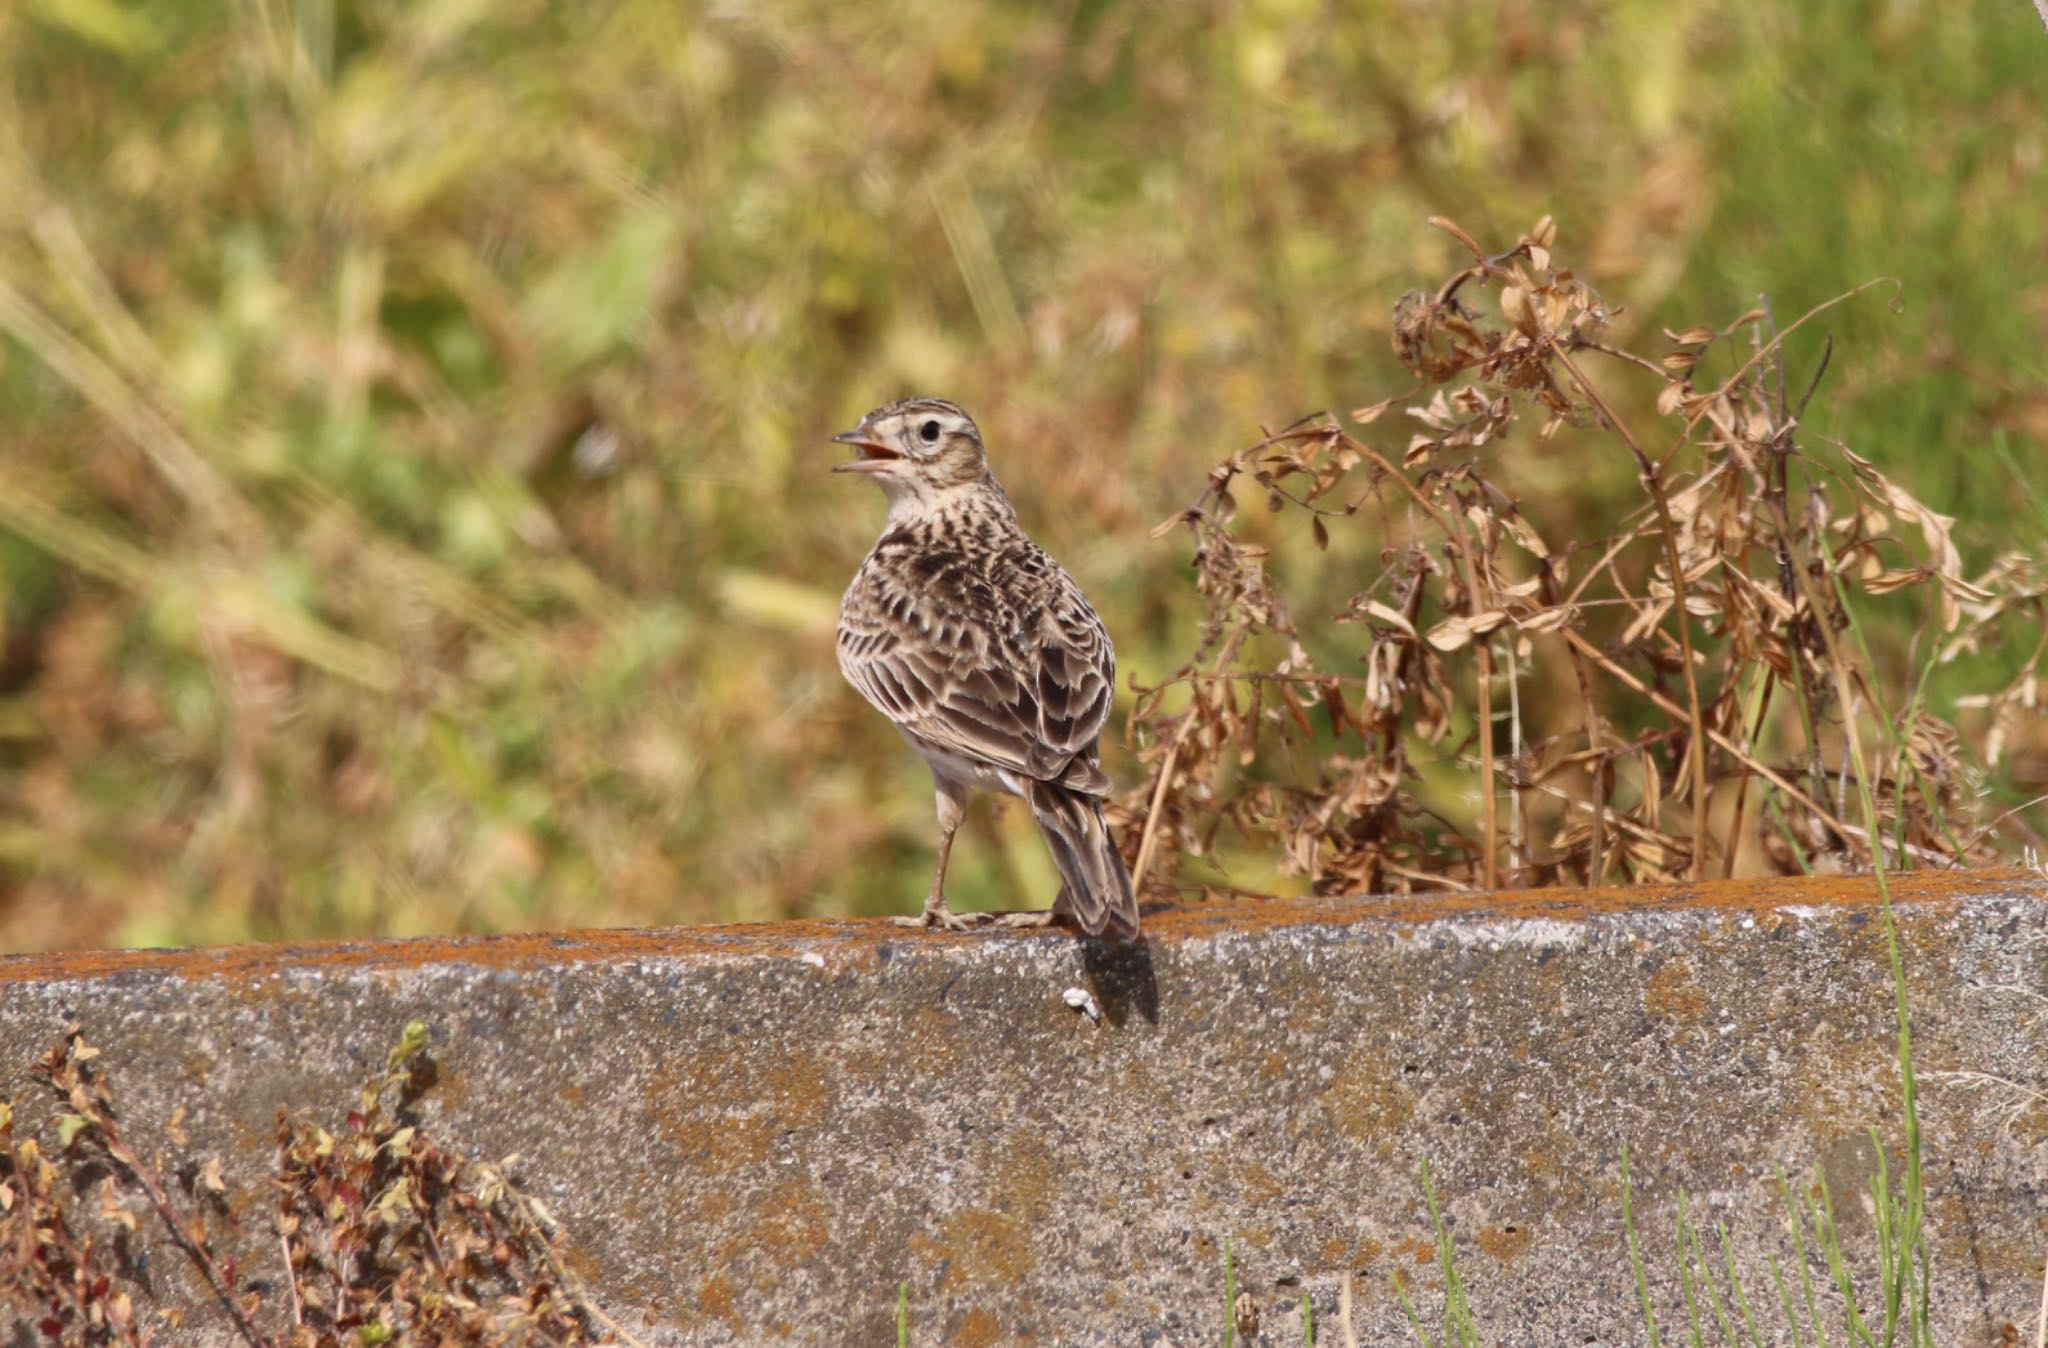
[1719,1221,1768,1348]
[1224,1238,1237,1348]
[1676,1189,1708,1348]
[1623,1144,1662,1348]
[1394,1160,1482,1348]
[1765,1246,1809,1348]
[1778,1169,1831,1348]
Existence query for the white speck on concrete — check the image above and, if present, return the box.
[1438,918,1592,949]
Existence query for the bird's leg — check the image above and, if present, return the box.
[892,779,988,930]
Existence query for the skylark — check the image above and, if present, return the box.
[833,398,1139,937]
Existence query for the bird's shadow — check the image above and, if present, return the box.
[1078,934,1159,1027]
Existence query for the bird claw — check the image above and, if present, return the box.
[989,909,1060,929]
[890,902,991,932]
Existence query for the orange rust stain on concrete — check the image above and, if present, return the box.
[1520,1138,1564,1185]
[693,1188,735,1229]
[1395,1236,1434,1266]
[1319,1234,1385,1269]
[907,1129,1058,1297]
[1475,1223,1532,1263]
[734,1176,832,1273]
[646,1048,830,1177]
[1318,1050,1415,1143]
[697,1273,738,1328]
[3,870,2023,983]
[1644,958,1707,1024]
[952,1308,1005,1348]
[1240,1161,1284,1207]
[995,1130,1060,1219]
[915,1208,1034,1292]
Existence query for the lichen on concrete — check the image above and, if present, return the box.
[2,870,2044,1345]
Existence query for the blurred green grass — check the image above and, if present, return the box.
[0,0,2042,950]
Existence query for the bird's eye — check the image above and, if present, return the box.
[919,420,941,443]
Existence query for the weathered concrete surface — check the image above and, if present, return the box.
[3,871,2045,1346]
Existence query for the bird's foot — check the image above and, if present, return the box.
[889,897,991,931]
[989,909,1061,930]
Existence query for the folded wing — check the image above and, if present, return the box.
[838,573,1115,794]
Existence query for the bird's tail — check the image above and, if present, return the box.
[1024,780,1139,937]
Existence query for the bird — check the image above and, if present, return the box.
[832,397,1139,937]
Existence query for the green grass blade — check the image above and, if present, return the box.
[1691,1208,1741,1347]
[1779,1169,1830,1348]
[1767,1247,1807,1348]
[1419,1159,1480,1348]
[1812,1172,1877,1348]
[1623,1144,1662,1348]
[1718,1220,1768,1348]
[1393,1270,1441,1348]
[1675,1190,1709,1348]
[1225,1238,1237,1348]
[1867,1130,1901,1344]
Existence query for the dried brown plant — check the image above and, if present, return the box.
[1,1024,640,1347]
[1116,219,2040,901]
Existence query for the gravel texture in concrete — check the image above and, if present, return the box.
[2,870,2044,1345]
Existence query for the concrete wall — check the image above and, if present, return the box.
[3,870,2044,1345]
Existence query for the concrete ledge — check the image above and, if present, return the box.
[4,871,2044,1345]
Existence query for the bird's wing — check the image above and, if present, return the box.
[838,567,1115,793]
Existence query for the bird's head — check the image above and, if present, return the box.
[832,398,990,510]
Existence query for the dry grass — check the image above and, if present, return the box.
[1115,218,2044,902]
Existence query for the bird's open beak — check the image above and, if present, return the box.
[831,427,901,473]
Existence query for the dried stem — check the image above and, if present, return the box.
[1560,629,1851,841]
[1552,344,1711,879]
[1132,626,1247,893]
[1344,435,1501,889]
